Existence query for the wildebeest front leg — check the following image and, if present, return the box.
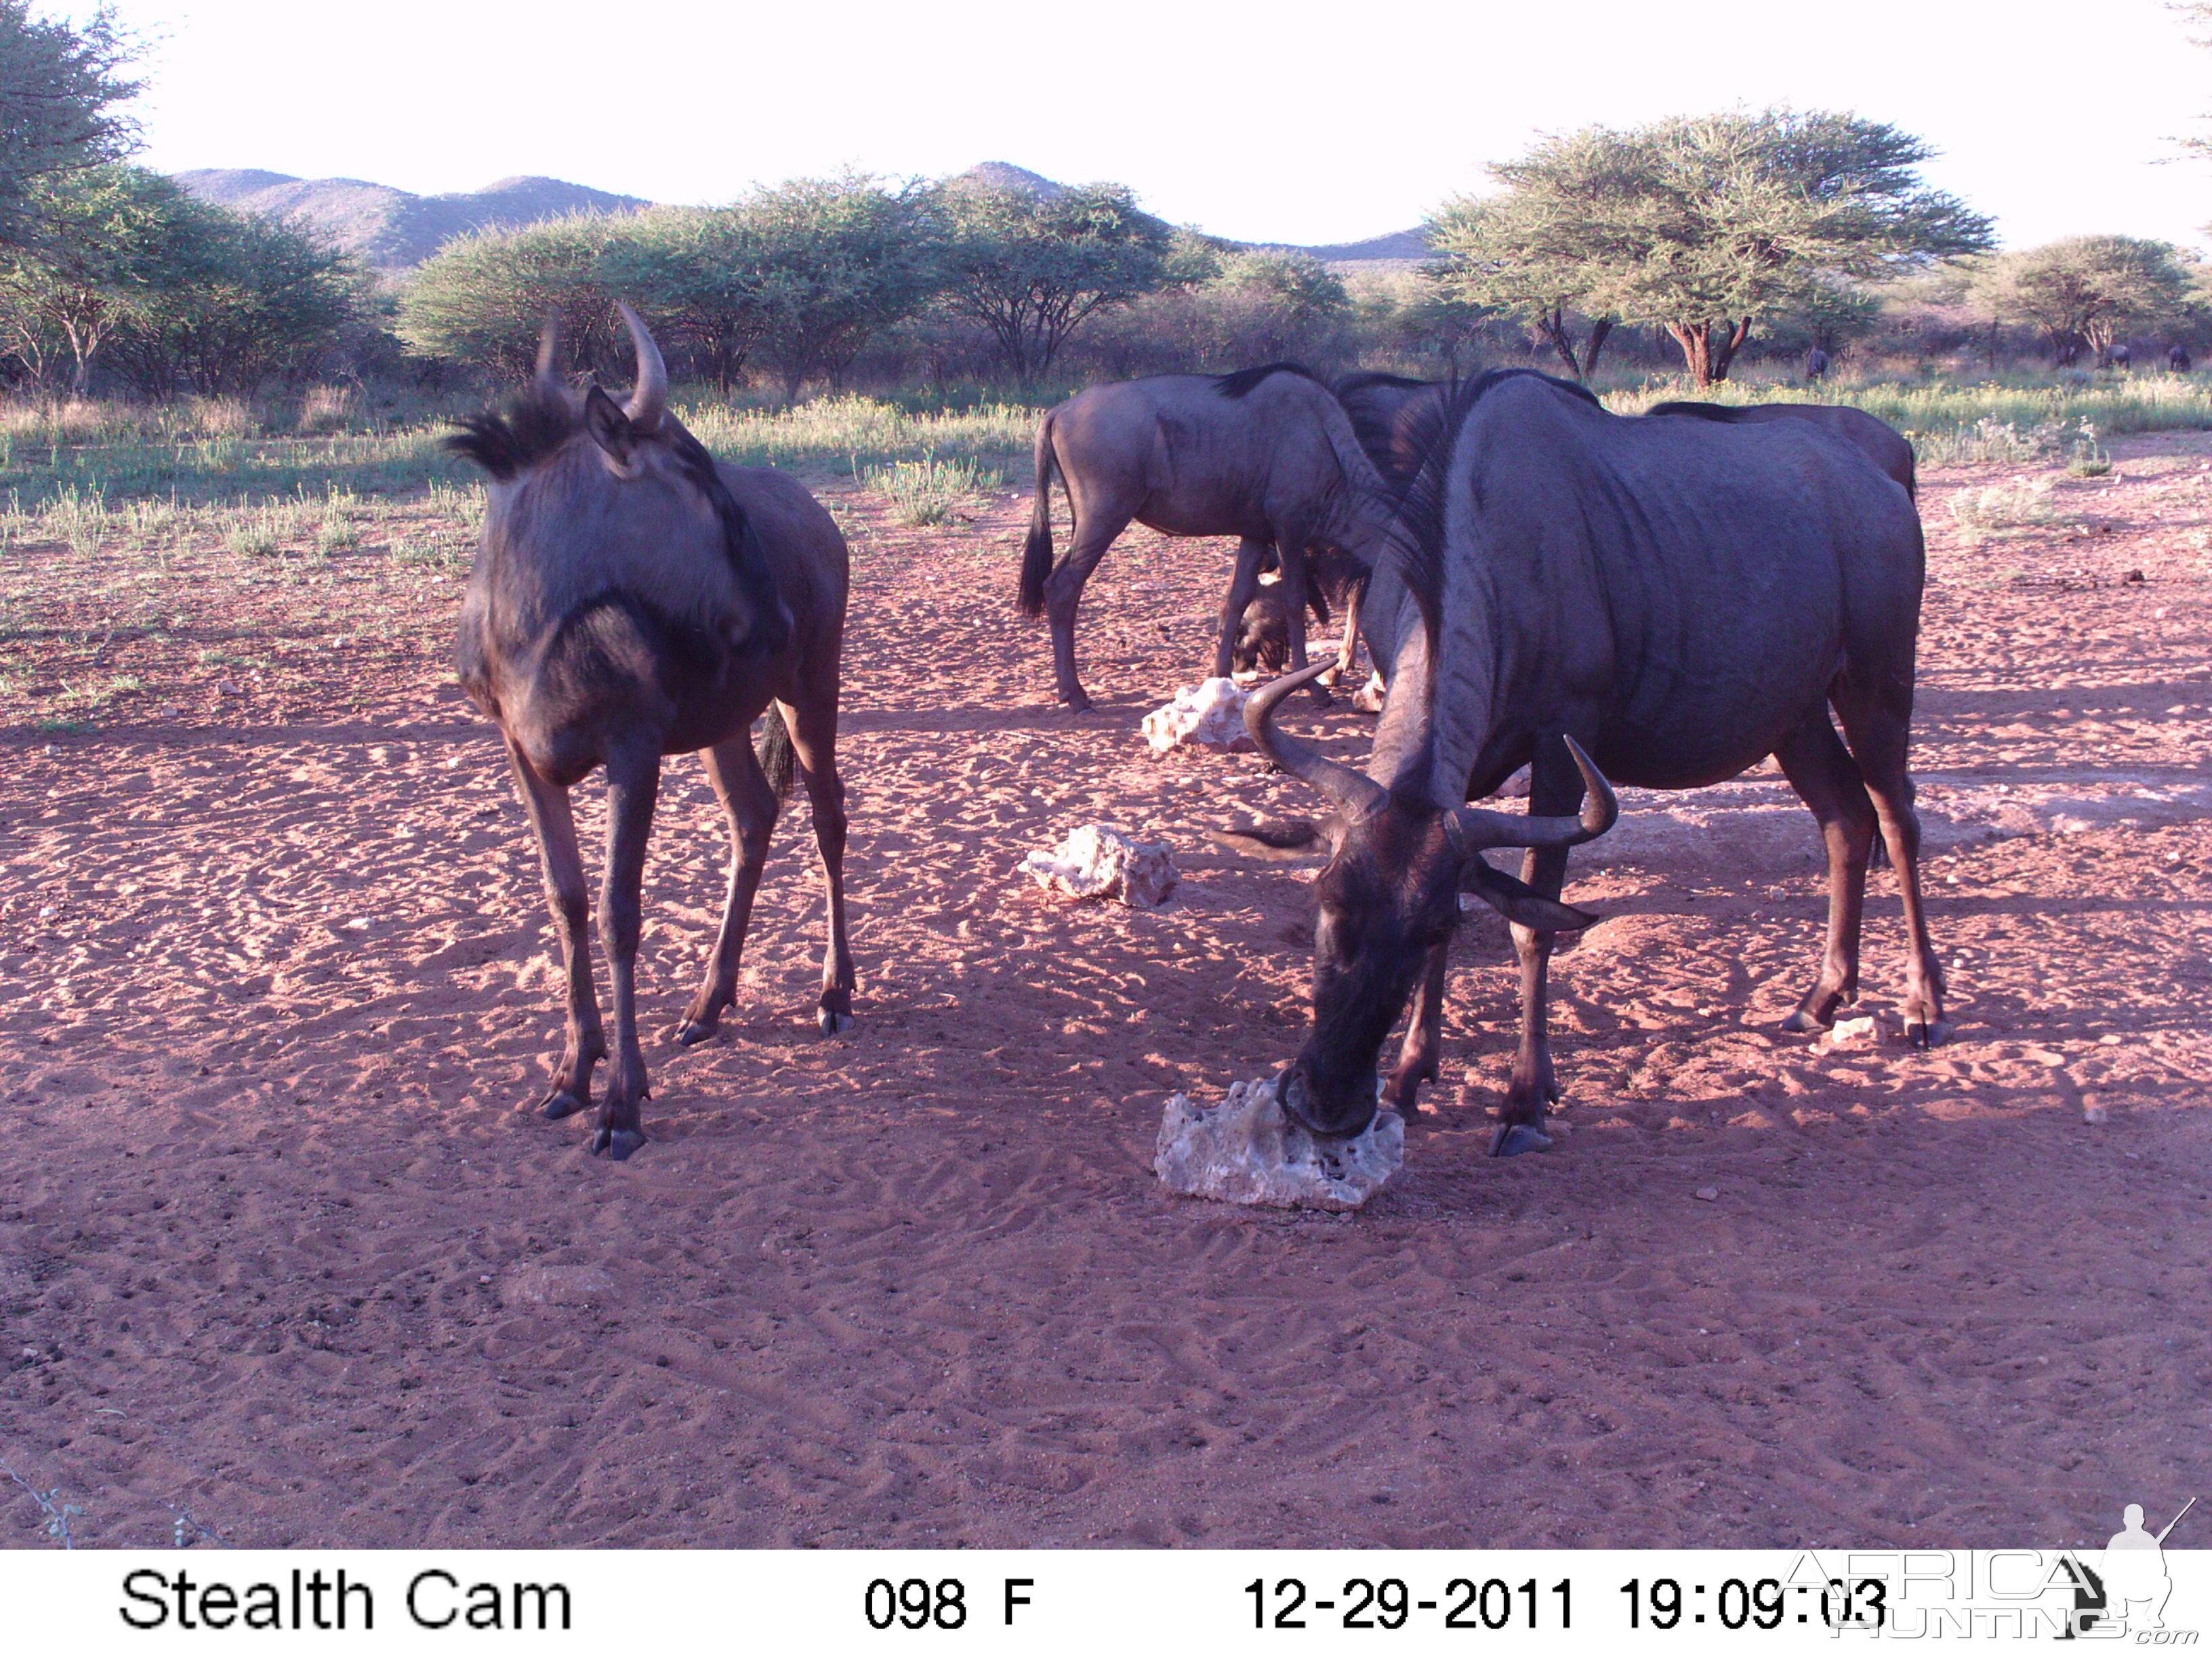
[592,745,660,1160]
[1498,742,1584,1155]
[1325,575,1364,689]
[1772,710,1877,1031]
[779,695,857,1036]
[1271,533,1330,703]
[504,738,603,1120]
[1214,537,1271,678]
[675,735,779,1046]
[1383,940,1449,1115]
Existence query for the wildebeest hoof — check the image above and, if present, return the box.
[1063,692,1094,714]
[1906,1018,1951,1048]
[1780,1008,1832,1035]
[818,1006,855,1038]
[591,1126,646,1160]
[1490,1121,1554,1158]
[672,1016,720,1047]
[539,1087,590,1120]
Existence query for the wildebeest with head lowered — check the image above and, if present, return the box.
[447,305,854,1160]
[1017,365,1390,711]
[1645,399,1918,499]
[1222,369,1945,1155]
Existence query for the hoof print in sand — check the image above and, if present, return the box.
[1155,1076,1403,1211]
[1021,824,1179,908]
[1141,678,1253,755]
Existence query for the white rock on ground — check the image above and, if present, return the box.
[1155,1076,1404,1211]
[1020,824,1179,908]
[1828,1011,1904,1047]
[1141,678,1253,754]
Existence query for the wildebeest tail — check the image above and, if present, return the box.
[756,703,799,801]
[1018,415,1057,617]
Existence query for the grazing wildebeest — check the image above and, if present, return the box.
[2170,345,2193,373]
[1221,369,1944,1155]
[1646,399,1919,499]
[2110,343,2133,371]
[1017,365,1390,712]
[447,305,854,1160]
[1805,347,1831,381]
[1230,544,1370,678]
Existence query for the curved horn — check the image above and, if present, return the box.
[534,310,563,396]
[617,302,665,434]
[1445,736,1618,854]
[1244,659,1390,817]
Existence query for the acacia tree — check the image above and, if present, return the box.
[729,176,939,403]
[398,216,627,382]
[0,163,181,390]
[1435,110,1993,386]
[1972,237,2196,366]
[598,206,767,395]
[1427,127,1637,380]
[0,1,138,253]
[937,181,1170,380]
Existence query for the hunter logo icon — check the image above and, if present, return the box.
[2061,1496,2196,1638]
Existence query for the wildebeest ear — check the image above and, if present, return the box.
[1210,817,1343,861]
[1460,855,1599,931]
[583,384,635,468]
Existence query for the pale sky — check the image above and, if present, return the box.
[63,0,2212,253]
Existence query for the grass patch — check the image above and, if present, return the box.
[859,453,1004,525]
[1948,478,2064,531]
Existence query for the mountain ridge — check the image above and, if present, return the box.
[173,160,1424,272]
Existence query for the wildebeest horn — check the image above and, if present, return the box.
[617,302,665,434]
[534,310,562,396]
[1445,737,1618,853]
[1244,659,1389,817]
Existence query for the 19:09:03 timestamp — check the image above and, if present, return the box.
[1621,1577,1891,1630]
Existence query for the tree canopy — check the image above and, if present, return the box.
[0,1,140,251]
[937,182,1171,380]
[1431,109,1994,384]
[1971,236,2198,365]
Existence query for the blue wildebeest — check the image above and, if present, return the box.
[1018,365,1391,712]
[1646,400,1919,499]
[1221,369,1944,1155]
[1805,347,1831,381]
[447,306,854,1159]
[2171,346,2193,373]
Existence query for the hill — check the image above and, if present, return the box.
[173,161,1421,272]
[172,170,652,271]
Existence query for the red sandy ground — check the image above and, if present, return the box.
[0,433,2207,1550]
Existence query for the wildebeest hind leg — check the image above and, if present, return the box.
[1042,508,1134,713]
[676,735,780,1046]
[1271,531,1330,703]
[591,745,660,1160]
[1771,710,1877,1032]
[1383,941,1449,1115]
[1497,743,1585,1155]
[504,737,604,1121]
[779,693,857,1036]
[1830,684,1948,1046]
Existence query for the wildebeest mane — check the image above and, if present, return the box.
[1212,362,1322,400]
[443,384,578,482]
[1381,369,1601,640]
[1645,400,1755,423]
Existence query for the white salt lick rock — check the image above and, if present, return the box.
[1142,678,1253,755]
[1021,824,1179,908]
[1155,1076,1403,1211]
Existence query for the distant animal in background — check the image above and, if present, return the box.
[1805,347,1830,381]
[447,306,855,1160]
[2171,346,2193,373]
[2110,343,2133,371]
[1019,366,1392,711]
